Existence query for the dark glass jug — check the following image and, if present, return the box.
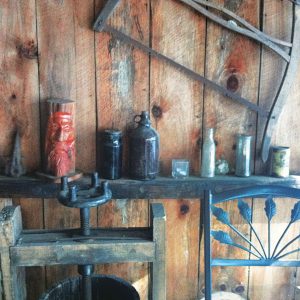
[129,111,159,180]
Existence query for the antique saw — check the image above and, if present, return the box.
[94,0,300,162]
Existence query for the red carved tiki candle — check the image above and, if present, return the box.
[44,99,75,177]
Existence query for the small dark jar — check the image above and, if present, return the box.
[129,111,159,180]
[102,130,123,180]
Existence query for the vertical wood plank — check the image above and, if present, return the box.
[151,203,166,300]
[255,0,292,175]
[0,206,26,300]
[95,0,150,299]
[251,1,298,298]
[0,0,42,298]
[37,0,97,288]
[202,0,260,295]
[150,0,205,299]
[13,198,45,300]
[0,0,40,171]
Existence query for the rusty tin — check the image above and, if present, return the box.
[271,146,290,178]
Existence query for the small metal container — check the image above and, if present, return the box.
[271,146,290,178]
[235,134,252,177]
[102,130,122,180]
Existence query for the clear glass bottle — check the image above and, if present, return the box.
[200,128,216,177]
[235,134,252,177]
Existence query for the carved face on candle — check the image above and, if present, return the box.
[45,111,75,177]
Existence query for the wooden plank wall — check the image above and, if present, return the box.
[0,0,299,299]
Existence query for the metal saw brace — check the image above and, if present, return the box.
[94,0,300,162]
[93,0,268,118]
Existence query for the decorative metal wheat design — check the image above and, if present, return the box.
[211,197,300,260]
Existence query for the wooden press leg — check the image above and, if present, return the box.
[0,206,26,300]
[150,203,166,300]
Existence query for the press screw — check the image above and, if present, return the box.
[80,207,91,236]
[78,265,94,300]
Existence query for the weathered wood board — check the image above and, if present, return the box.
[0,0,41,298]
[150,0,205,298]
[202,0,260,296]
[250,0,298,299]
[95,0,150,299]
[36,0,97,291]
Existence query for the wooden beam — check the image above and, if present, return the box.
[11,240,155,267]
[151,203,166,300]
[0,206,26,300]
[0,175,299,199]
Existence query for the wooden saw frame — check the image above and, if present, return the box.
[94,0,300,162]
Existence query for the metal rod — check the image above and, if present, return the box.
[228,224,264,259]
[274,233,300,259]
[80,207,91,236]
[93,0,121,32]
[271,222,292,258]
[276,247,300,260]
[179,0,290,61]
[78,265,93,300]
[204,190,212,300]
[79,208,92,299]
[192,0,293,47]
[248,222,268,259]
[102,25,269,118]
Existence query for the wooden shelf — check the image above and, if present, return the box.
[0,174,299,199]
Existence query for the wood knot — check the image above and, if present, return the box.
[180,204,189,215]
[152,105,163,119]
[197,137,202,148]
[17,40,38,59]
[10,93,17,100]
[227,75,239,92]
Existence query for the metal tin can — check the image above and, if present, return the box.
[271,146,290,177]
[235,134,252,177]
[102,130,122,180]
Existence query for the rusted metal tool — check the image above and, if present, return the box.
[5,131,26,177]
[58,172,112,300]
[93,0,268,118]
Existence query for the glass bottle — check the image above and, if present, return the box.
[200,128,216,177]
[235,134,252,177]
[129,111,160,180]
[102,130,122,180]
